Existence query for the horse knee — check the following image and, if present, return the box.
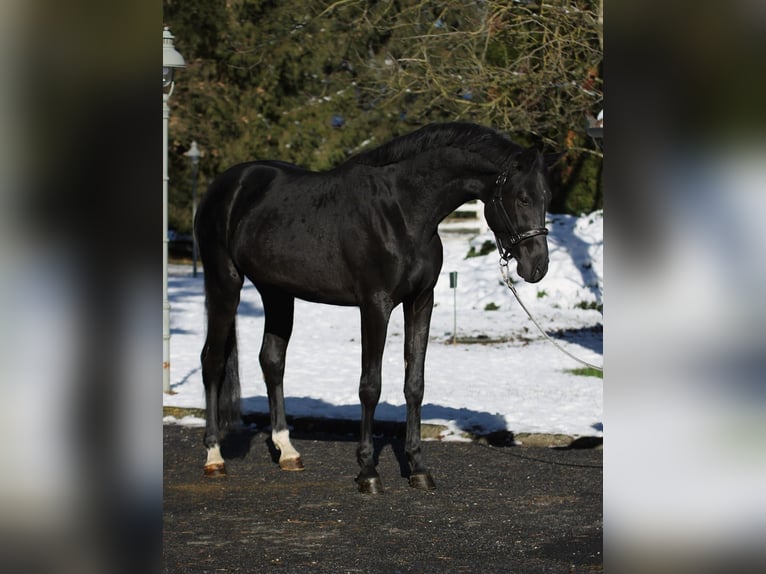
[404,380,424,405]
[259,346,284,382]
[260,331,288,376]
[258,349,274,374]
[359,377,381,406]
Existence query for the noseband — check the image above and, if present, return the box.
[490,171,548,261]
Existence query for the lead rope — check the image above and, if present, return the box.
[499,259,604,372]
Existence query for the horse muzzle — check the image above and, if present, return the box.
[516,247,549,284]
[522,256,549,284]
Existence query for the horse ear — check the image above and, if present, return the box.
[513,146,541,171]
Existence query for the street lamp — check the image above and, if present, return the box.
[163,27,185,393]
[184,141,201,278]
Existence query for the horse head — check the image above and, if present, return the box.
[484,147,553,284]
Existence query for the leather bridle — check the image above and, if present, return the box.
[490,171,548,262]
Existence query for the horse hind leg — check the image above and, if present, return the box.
[200,258,244,477]
[201,315,240,476]
[258,287,303,471]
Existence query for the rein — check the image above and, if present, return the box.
[497,256,604,373]
[491,170,603,373]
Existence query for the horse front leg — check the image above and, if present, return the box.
[403,289,436,490]
[259,288,303,471]
[356,301,392,494]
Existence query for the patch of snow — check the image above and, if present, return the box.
[165,211,603,437]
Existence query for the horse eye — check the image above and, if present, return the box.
[518,197,530,207]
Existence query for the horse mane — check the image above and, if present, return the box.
[348,122,522,170]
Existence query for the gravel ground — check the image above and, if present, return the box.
[164,424,602,573]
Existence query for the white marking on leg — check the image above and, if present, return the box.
[205,444,224,467]
[272,429,301,463]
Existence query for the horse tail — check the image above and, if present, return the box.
[217,321,241,431]
[195,171,245,435]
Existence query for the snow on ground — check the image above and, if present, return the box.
[164,211,603,438]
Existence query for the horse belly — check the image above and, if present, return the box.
[235,226,358,306]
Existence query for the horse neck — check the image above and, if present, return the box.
[396,149,496,233]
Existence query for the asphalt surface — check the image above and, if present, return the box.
[163,424,602,573]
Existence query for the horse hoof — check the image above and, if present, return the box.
[409,472,436,490]
[204,463,226,477]
[279,457,305,471]
[356,476,384,494]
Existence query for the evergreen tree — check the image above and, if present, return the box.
[163,0,602,235]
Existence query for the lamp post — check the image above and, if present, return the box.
[184,141,201,278]
[163,27,185,393]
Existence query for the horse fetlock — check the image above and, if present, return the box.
[356,473,384,494]
[356,446,375,469]
[272,429,303,470]
[409,472,436,490]
[278,456,304,471]
[204,445,226,477]
[204,462,226,477]
[205,444,224,464]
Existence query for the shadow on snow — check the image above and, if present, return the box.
[219,396,509,479]
[239,395,507,434]
[547,214,602,303]
[549,325,603,355]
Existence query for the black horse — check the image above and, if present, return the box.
[194,122,552,493]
